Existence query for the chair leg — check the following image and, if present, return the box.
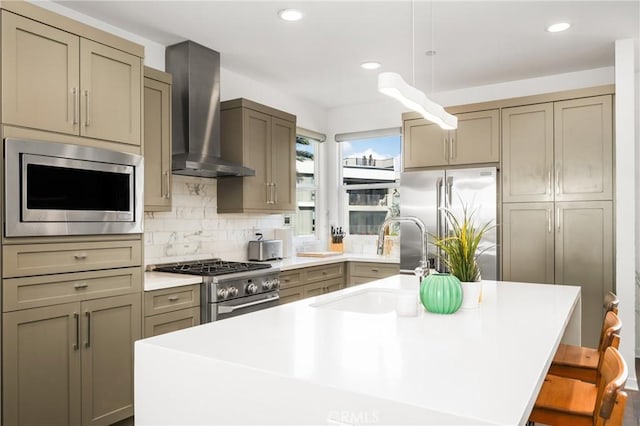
[526,421,535,426]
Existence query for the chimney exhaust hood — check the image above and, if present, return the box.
[165,40,255,178]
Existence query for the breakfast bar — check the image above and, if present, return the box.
[135,275,581,425]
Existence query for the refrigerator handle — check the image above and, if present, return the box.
[446,176,454,207]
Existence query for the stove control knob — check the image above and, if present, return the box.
[216,288,229,299]
[262,280,272,290]
[246,283,259,294]
[272,278,280,289]
[227,287,239,297]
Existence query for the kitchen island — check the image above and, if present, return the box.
[135,275,580,425]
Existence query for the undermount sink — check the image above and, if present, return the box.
[310,288,405,314]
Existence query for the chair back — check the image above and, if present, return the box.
[598,311,622,352]
[594,347,628,426]
[604,291,619,314]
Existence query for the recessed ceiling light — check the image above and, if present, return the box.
[547,22,571,33]
[278,9,303,22]
[425,50,437,56]
[360,61,381,70]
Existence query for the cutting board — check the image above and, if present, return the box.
[296,251,342,258]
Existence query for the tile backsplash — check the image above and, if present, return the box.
[144,175,283,266]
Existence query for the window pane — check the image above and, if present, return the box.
[294,189,315,236]
[341,135,401,235]
[296,136,315,186]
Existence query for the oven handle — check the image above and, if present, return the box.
[218,294,280,314]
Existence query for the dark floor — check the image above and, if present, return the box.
[622,358,640,426]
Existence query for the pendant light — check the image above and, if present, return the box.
[378,1,457,130]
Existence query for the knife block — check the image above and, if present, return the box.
[329,242,344,253]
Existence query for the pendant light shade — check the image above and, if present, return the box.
[378,72,457,130]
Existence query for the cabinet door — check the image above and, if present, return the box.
[243,108,272,209]
[501,203,554,284]
[502,103,554,202]
[555,201,613,347]
[324,277,346,294]
[450,109,499,165]
[271,117,296,211]
[80,38,142,145]
[403,118,448,169]
[81,293,141,426]
[3,303,82,426]
[1,11,80,135]
[144,76,172,211]
[554,96,613,201]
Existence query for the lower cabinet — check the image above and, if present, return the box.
[3,293,141,426]
[346,262,400,286]
[279,263,346,305]
[502,201,613,347]
[143,284,200,338]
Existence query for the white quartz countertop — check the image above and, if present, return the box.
[144,254,399,291]
[136,275,580,425]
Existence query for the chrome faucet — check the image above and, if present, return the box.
[377,216,430,282]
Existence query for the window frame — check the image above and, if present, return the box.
[293,135,321,239]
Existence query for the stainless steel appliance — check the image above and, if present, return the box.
[248,239,283,261]
[154,259,280,322]
[400,167,498,280]
[4,138,143,237]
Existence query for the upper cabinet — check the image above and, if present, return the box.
[1,10,142,146]
[217,98,296,213]
[502,95,612,203]
[403,109,500,169]
[144,67,172,212]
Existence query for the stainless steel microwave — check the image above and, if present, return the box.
[4,138,143,237]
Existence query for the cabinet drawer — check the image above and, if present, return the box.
[303,277,345,298]
[305,263,344,283]
[3,240,142,277]
[349,262,400,279]
[279,270,304,289]
[144,285,200,316]
[144,307,200,338]
[3,267,142,311]
[348,276,376,286]
[279,286,304,305]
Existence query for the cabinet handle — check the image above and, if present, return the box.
[84,311,91,348]
[556,207,561,232]
[164,171,171,198]
[443,136,448,161]
[555,169,560,196]
[265,183,271,204]
[284,278,290,283]
[450,137,455,160]
[74,282,88,290]
[72,87,79,125]
[273,183,277,204]
[371,269,379,273]
[547,209,551,233]
[547,171,552,195]
[73,313,80,350]
[84,90,90,126]
[168,296,179,302]
[74,253,87,260]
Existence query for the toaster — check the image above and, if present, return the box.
[248,239,283,261]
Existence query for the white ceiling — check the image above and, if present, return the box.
[55,1,639,109]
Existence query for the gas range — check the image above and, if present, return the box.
[154,258,280,322]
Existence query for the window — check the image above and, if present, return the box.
[340,133,401,235]
[293,136,318,237]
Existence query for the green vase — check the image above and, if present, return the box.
[420,273,463,314]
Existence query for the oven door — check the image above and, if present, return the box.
[210,291,280,322]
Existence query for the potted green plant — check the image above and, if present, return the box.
[432,204,494,308]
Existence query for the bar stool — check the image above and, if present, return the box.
[529,346,628,426]
[549,310,621,384]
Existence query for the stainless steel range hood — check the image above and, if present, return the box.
[165,40,254,178]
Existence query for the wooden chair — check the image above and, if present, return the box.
[529,346,628,426]
[549,310,621,383]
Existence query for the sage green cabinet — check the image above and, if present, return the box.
[1,10,142,145]
[218,98,296,213]
[346,262,400,286]
[3,293,141,426]
[403,109,499,169]
[144,67,172,211]
[143,285,201,337]
[278,263,346,305]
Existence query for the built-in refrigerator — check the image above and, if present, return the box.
[400,167,498,280]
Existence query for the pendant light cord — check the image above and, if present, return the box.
[431,1,434,94]
[411,0,415,86]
